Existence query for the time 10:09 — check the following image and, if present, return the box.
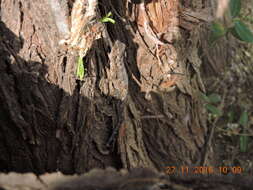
[180,166,243,174]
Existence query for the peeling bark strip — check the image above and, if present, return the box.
[134,0,182,95]
[139,1,167,46]
[60,0,104,58]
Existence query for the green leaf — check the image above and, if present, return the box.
[208,93,221,103]
[76,57,85,80]
[239,135,248,152]
[106,11,112,17]
[205,104,222,116]
[199,92,210,102]
[230,26,241,39]
[239,110,248,127]
[229,0,241,18]
[100,11,116,24]
[210,22,226,44]
[101,17,116,24]
[232,20,253,43]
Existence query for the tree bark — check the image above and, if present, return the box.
[0,0,216,174]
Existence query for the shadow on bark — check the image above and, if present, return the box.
[0,21,124,174]
[0,0,209,175]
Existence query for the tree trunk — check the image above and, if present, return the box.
[0,0,215,174]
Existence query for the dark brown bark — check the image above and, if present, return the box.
[0,0,212,174]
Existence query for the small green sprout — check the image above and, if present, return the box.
[100,12,116,24]
[76,56,86,80]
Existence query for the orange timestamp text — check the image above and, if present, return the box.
[164,166,243,175]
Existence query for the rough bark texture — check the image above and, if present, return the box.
[0,0,214,174]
